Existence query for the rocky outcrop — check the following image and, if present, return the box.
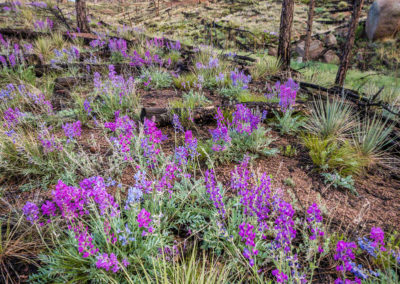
[366,0,400,41]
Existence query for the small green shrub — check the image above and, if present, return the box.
[321,172,357,194]
[138,68,172,89]
[273,109,305,135]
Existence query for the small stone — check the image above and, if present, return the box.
[268,47,277,56]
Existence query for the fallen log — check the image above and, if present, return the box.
[35,62,140,76]
[140,102,306,125]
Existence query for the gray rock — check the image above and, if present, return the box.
[324,33,337,47]
[268,47,277,56]
[323,50,340,64]
[295,39,324,60]
[366,0,400,41]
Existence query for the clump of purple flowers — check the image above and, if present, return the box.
[210,104,262,152]
[109,38,128,57]
[205,169,225,218]
[265,78,299,112]
[22,202,40,224]
[334,241,360,283]
[272,269,288,283]
[196,56,219,70]
[51,46,80,65]
[63,120,82,143]
[146,37,181,51]
[210,107,231,152]
[34,18,53,31]
[96,253,121,273]
[358,227,386,258]
[94,65,135,103]
[137,208,154,236]
[38,124,63,154]
[239,222,258,266]
[230,69,251,89]
[3,107,23,129]
[231,104,260,135]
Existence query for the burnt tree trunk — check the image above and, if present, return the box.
[277,0,295,71]
[304,0,315,62]
[335,0,364,87]
[75,0,90,33]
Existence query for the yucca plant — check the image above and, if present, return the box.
[352,115,393,168]
[304,98,355,141]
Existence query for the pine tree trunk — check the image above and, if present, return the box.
[304,0,315,62]
[335,0,364,87]
[277,0,294,71]
[76,0,90,33]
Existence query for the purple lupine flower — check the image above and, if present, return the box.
[334,241,357,273]
[205,169,225,218]
[231,104,260,135]
[23,202,39,224]
[306,203,324,241]
[172,114,184,133]
[210,107,230,151]
[265,79,298,112]
[272,196,296,253]
[184,130,198,158]
[272,269,288,283]
[238,222,258,266]
[9,54,16,67]
[370,227,385,252]
[83,99,92,114]
[230,69,251,89]
[137,208,153,236]
[38,125,63,153]
[62,120,82,143]
[96,253,120,273]
[41,201,57,218]
[0,55,7,67]
[3,107,23,128]
[73,222,99,258]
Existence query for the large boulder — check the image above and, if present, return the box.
[323,50,340,64]
[295,39,324,60]
[366,0,400,41]
[324,33,337,47]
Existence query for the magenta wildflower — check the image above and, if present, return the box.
[334,241,357,273]
[137,208,153,236]
[272,269,288,283]
[96,253,120,273]
[370,227,385,251]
